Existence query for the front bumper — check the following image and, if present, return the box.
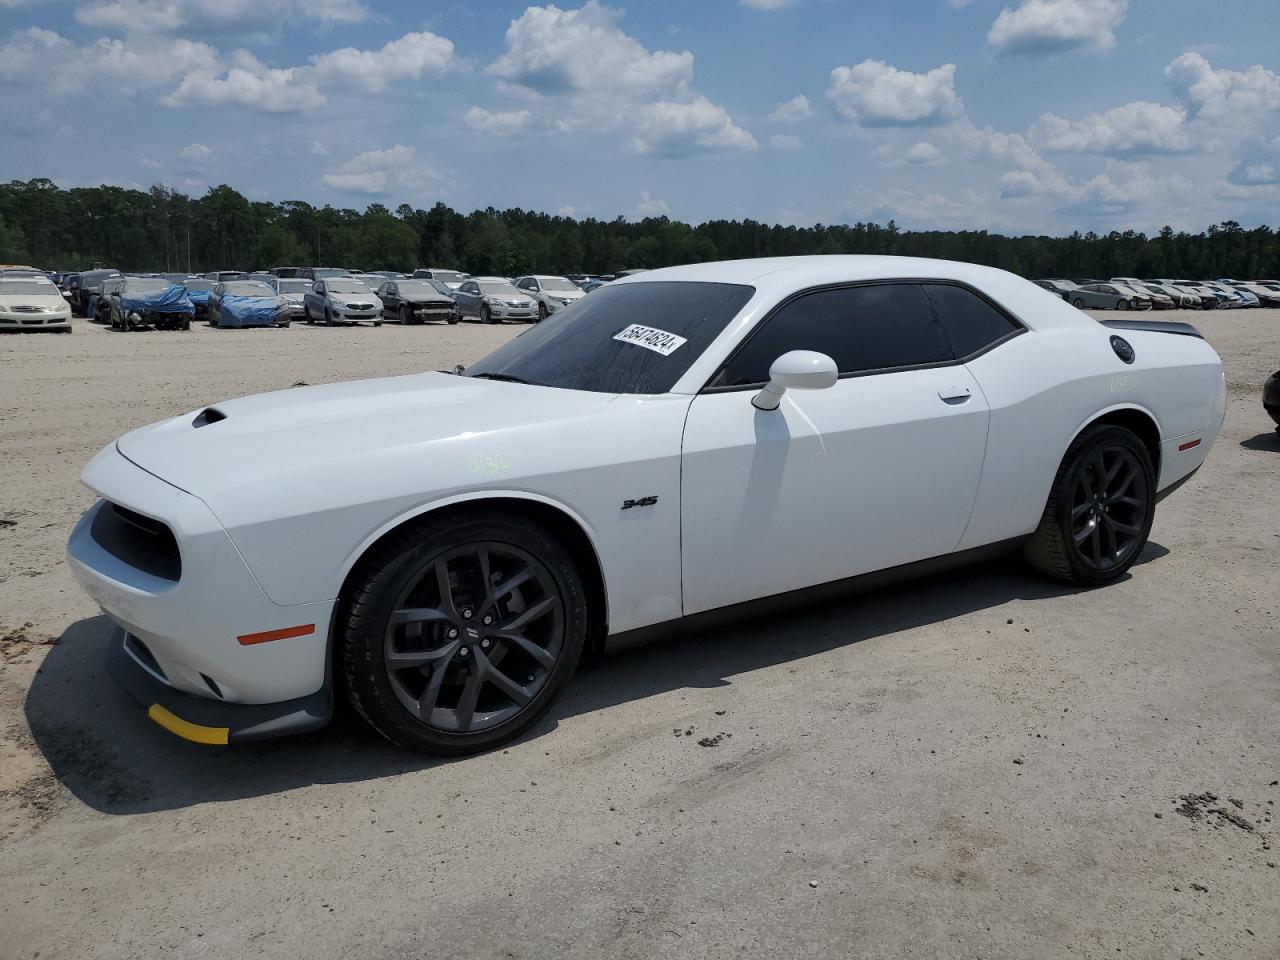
[67,445,335,709]
[108,629,330,744]
[0,310,71,329]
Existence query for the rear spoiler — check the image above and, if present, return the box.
[1100,319,1203,339]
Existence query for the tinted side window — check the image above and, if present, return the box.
[715,283,952,387]
[922,284,1019,358]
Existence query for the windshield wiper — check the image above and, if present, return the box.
[471,372,541,386]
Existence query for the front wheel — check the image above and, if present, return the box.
[481,304,494,325]
[1117,299,1130,311]
[538,302,548,321]
[340,512,587,755]
[1023,424,1155,587]
[1072,297,1085,308]
[401,305,413,325]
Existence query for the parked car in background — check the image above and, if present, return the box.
[365,271,407,283]
[181,278,215,320]
[376,279,459,325]
[74,269,121,316]
[412,268,468,289]
[1138,281,1201,309]
[204,271,249,283]
[270,267,304,278]
[209,280,275,326]
[0,274,72,331]
[90,276,125,322]
[303,278,384,326]
[105,277,194,331]
[269,277,311,323]
[1162,280,1229,308]
[1068,283,1141,310]
[513,275,586,320]
[1220,279,1280,307]
[1112,279,1174,310]
[1034,279,1081,300]
[454,277,538,323]
[581,278,610,293]
[301,267,351,281]
[1198,281,1253,308]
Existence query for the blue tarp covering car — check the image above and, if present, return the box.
[217,295,281,328]
[120,283,195,316]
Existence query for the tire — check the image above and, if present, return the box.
[340,512,588,755]
[538,302,548,322]
[481,304,493,325]
[279,320,291,328]
[1117,299,1130,311]
[374,320,383,327]
[448,316,459,325]
[401,305,413,326]
[1072,297,1085,308]
[1023,424,1155,587]
[325,307,335,326]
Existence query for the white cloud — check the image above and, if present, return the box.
[321,145,436,197]
[769,94,811,123]
[165,51,323,112]
[635,191,669,217]
[463,106,537,137]
[482,2,753,160]
[875,141,945,166]
[827,60,962,127]
[74,0,367,33]
[987,0,1128,55]
[1032,101,1191,155]
[769,133,802,150]
[1228,162,1280,186]
[310,30,455,93]
[628,97,758,157]
[1164,52,1280,122]
[489,1,693,100]
[179,142,213,162]
[0,27,221,95]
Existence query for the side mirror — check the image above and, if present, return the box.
[752,350,839,411]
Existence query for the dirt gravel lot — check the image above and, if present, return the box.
[1,310,1278,960]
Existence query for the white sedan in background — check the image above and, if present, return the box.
[513,274,586,320]
[303,278,384,326]
[68,256,1225,754]
[0,275,73,331]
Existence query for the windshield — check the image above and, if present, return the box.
[183,279,214,291]
[0,280,57,295]
[479,282,521,296]
[431,270,464,283]
[225,282,273,295]
[540,278,578,292]
[398,281,444,297]
[328,281,371,295]
[466,281,754,394]
[278,279,310,294]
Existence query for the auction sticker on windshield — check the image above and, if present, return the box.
[612,323,688,356]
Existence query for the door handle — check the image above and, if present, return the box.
[938,385,972,403]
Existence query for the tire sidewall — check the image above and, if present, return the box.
[341,514,588,755]
[1055,425,1156,585]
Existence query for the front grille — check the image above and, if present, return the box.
[90,502,182,581]
[12,305,43,313]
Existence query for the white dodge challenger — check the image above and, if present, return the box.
[67,257,1226,754]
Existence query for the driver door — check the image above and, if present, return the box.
[680,282,992,616]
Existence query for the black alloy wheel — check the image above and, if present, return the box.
[341,513,587,754]
[1024,424,1155,586]
[401,304,414,325]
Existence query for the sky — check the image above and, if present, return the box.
[1,0,1278,235]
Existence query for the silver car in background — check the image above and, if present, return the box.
[453,277,538,323]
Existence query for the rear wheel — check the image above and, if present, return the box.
[1117,299,1130,310]
[1072,297,1085,308]
[340,513,587,755]
[1023,424,1155,587]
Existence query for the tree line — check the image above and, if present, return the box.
[1,178,1277,280]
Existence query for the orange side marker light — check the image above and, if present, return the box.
[237,623,316,646]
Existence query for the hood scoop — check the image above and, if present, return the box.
[192,407,227,428]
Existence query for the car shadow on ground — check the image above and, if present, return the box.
[24,543,1169,816]
[1239,431,1279,451]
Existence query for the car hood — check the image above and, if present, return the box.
[0,293,68,309]
[115,372,619,500]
